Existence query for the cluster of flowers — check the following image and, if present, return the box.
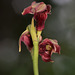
[19,1,60,62]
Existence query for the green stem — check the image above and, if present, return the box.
[33,41,39,75]
[30,18,39,75]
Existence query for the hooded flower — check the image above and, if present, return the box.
[19,30,33,52]
[22,1,51,31]
[39,38,60,62]
[19,29,42,52]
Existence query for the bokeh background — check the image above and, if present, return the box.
[0,0,75,75]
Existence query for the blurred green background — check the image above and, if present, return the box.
[0,0,75,75]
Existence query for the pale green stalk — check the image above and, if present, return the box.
[30,18,39,75]
[33,41,39,75]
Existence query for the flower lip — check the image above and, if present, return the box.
[46,45,52,50]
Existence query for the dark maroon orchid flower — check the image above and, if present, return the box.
[22,1,51,31]
[19,30,33,52]
[39,38,60,62]
[19,30,42,52]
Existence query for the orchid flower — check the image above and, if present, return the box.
[39,38,60,62]
[22,1,51,31]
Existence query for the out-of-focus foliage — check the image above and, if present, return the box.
[0,0,75,75]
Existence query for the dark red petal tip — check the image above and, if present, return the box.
[46,5,51,14]
[22,6,32,15]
